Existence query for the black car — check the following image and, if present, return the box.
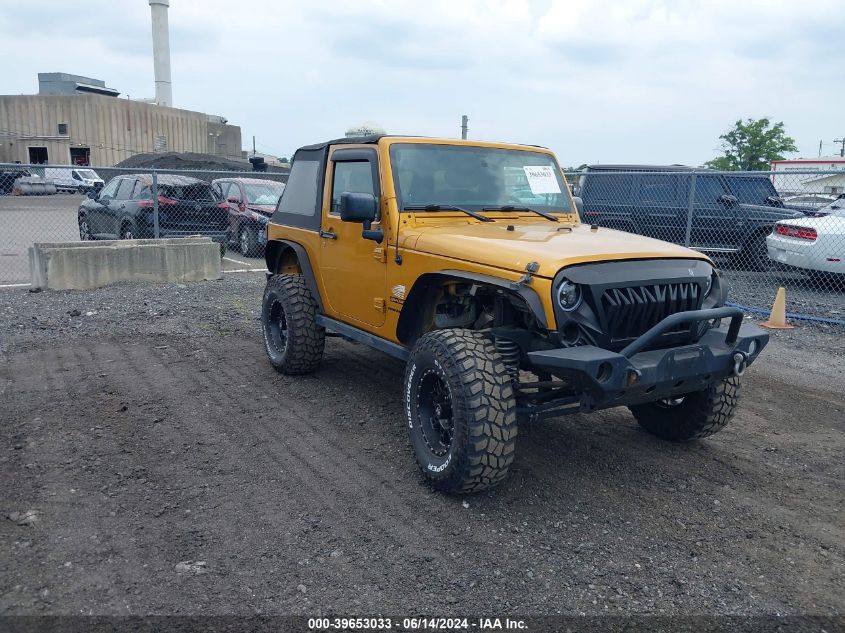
[576,165,805,269]
[78,174,229,242]
[0,167,31,194]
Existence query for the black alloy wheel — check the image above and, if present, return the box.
[416,368,455,457]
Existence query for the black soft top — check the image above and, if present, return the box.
[297,135,384,151]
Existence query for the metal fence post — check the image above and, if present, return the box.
[684,170,696,247]
[151,169,160,239]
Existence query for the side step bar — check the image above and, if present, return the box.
[315,315,410,361]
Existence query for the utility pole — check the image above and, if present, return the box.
[252,135,256,156]
[461,115,468,140]
[834,138,845,158]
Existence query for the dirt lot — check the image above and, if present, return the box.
[1,274,843,618]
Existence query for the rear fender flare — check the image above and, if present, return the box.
[396,270,548,345]
[264,239,323,312]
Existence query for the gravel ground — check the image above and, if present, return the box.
[1,275,843,618]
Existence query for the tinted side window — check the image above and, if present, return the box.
[582,173,631,203]
[638,175,678,204]
[99,178,120,198]
[116,178,136,200]
[694,175,727,202]
[331,162,375,214]
[725,176,777,205]
[277,160,320,216]
[133,182,152,199]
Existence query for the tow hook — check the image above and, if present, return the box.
[732,351,748,377]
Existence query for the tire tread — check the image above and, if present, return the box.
[630,376,741,441]
[407,329,518,493]
[263,274,324,375]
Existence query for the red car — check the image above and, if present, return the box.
[213,177,286,257]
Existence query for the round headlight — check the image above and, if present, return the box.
[557,279,582,312]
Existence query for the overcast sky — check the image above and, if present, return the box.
[2,0,842,166]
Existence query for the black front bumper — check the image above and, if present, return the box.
[527,307,769,414]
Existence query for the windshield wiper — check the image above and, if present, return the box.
[482,205,559,222]
[404,204,493,222]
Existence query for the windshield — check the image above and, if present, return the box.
[725,175,777,204]
[76,169,98,179]
[244,182,285,205]
[390,144,572,213]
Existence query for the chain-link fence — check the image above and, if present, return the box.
[564,168,845,324]
[1,162,843,324]
[0,163,288,285]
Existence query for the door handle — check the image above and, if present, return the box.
[319,230,337,240]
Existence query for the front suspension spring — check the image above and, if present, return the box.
[494,336,520,384]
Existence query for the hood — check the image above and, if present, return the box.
[247,204,276,217]
[407,220,709,277]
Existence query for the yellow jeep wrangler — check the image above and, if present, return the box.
[261,136,769,494]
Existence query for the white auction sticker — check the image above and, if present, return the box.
[522,166,562,194]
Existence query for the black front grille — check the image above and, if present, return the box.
[601,282,701,341]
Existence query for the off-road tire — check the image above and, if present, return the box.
[629,376,741,441]
[261,274,325,375]
[741,233,772,271]
[404,329,518,494]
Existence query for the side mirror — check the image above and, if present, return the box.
[572,196,584,215]
[765,195,784,208]
[340,192,377,223]
[87,189,98,199]
[340,192,382,243]
[717,194,738,208]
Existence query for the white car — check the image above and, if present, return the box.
[816,194,845,216]
[782,194,838,214]
[766,207,845,276]
[43,167,104,193]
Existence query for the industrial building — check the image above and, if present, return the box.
[0,0,241,167]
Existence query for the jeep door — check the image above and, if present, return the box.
[318,147,387,328]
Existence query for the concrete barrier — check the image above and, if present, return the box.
[29,237,222,290]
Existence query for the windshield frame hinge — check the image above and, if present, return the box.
[515,261,540,287]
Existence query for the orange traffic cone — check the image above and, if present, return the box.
[761,287,794,329]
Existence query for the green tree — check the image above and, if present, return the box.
[705,118,797,171]
[562,163,588,173]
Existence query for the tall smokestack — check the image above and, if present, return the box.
[149,0,172,107]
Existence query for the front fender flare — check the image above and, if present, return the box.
[264,239,323,312]
[396,270,548,345]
